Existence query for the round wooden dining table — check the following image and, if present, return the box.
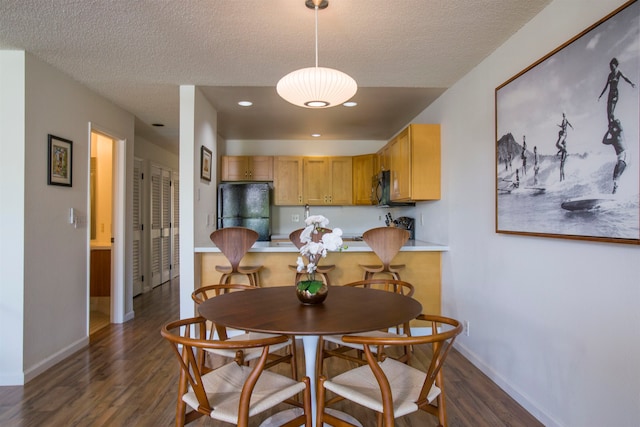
[197,285,422,425]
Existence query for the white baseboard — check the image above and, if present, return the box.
[123,310,135,322]
[23,336,89,384]
[454,342,561,427]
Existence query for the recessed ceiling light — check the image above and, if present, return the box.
[343,101,358,107]
[311,133,321,138]
[151,123,165,127]
[238,101,253,107]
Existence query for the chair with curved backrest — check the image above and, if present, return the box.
[288,227,336,285]
[316,279,415,377]
[161,316,312,427]
[192,284,297,379]
[359,227,410,280]
[210,227,263,286]
[317,314,462,427]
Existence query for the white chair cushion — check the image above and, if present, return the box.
[323,330,407,352]
[205,332,292,361]
[323,358,441,418]
[182,362,306,424]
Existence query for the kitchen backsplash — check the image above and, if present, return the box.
[272,205,415,237]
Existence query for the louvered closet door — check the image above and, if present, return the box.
[150,165,162,287]
[171,171,180,279]
[132,158,143,296]
[160,169,171,283]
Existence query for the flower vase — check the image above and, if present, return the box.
[296,279,328,305]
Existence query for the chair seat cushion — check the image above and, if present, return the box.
[323,331,407,352]
[182,362,306,424]
[205,332,292,361]
[323,358,441,418]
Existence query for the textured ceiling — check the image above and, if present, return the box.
[0,0,551,152]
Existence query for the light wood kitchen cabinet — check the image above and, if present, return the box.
[221,156,273,181]
[352,154,375,205]
[377,144,391,172]
[389,124,440,201]
[303,156,353,205]
[273,156,304,205]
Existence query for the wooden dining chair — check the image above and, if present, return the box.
[359,227,410,280]
[192,284,297,379]
[161,316,312,427]
[317,314,462,427]
[316,279,415,376]
[209,227,263,286]
[288,227,336,285]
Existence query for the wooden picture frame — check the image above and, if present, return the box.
[200,146,212,182]
[48,134,73,187]
[495,0,639,245]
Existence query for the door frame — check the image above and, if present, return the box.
[88,123,127,325]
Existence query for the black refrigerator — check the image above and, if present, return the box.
[217,182,271,241]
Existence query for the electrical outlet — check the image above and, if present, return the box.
[420,213,424,226]
[464,320,470,337]
[292,214,300,222]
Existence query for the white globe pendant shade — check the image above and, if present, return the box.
[277,66,357,108]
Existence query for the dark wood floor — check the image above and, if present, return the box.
[0,279,543,427]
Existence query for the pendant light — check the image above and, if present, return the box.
[277,0,357,108]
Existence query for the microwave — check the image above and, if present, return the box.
[371,170,415,207]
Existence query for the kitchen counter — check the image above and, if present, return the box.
[195,239,448,253]
[197,237,447,315]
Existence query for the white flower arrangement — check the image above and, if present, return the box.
[296,215,345,287]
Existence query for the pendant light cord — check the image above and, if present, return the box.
[314,5,319,68]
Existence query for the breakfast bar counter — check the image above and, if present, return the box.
[196,239,448,315]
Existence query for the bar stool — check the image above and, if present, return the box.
[288,228,335,285]
[210,227,263,286]
[359,226,409,280]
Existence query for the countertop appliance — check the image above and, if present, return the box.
[217,182,271,241]
[394,216,415,240]
[371,170,415,207]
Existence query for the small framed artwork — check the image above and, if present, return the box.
[48,134,73,187]
[201,146,212,182]
[495,0,639,245]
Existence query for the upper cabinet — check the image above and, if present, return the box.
[274,156,353,206]
[352,154,375,205]
[303,157,353,205]
[221,156,273,181]
[273,156,304,205]
[388,124,440,201]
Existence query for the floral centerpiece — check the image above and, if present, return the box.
[295,215,345,303]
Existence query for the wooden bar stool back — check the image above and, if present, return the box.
[209,227,262,286]
[359,227,410,280]
[288,227,336,285]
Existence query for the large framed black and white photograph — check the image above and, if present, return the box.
[496,0,639,245]
[47,134,73,187]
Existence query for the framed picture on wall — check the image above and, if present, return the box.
[495,0,639,245]
[48,134,73,187]
[201,146,212,182]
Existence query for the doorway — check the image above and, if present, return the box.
[89,131,114,334]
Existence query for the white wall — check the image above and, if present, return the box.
[0,52,135,385]
[0,50,26,385]
[179,86,218,319]
[134,134,179,170]
[412,1,639,425]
